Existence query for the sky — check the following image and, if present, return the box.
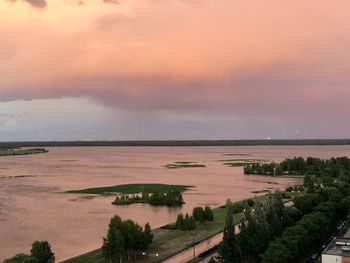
[0,0,350,141]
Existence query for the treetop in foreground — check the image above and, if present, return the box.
[4,241,55,263]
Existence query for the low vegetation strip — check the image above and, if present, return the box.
[244,156,350,177]
[66,183,193,195]
[165,162,206,169]
[0,148,48,156]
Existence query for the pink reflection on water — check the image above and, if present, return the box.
[0,145,348,260]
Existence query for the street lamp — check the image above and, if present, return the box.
[192,236,196,260]
[187,233,196,260]
[142,252,159,263]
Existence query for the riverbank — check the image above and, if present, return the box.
[62,194,275,263]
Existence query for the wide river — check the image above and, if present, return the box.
[1,145,350,261]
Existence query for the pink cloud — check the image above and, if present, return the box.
[7,0,120,8]
[8,0,47,8]
[1,0,350,124]
[103,0,119,4]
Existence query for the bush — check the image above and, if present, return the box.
[204,206,214,221]
[4,254,39,263]
[293,193,324,214]
[247,199,255,207]
[192,206,214,222]
[286,186,293,192]
[193,207,205,222]
[176,213,196,230]
[232,203,244,213]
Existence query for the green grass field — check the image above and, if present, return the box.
[66,183,193,195]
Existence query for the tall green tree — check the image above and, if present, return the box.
[218,199,241,263]
[143,223,153,249]
[102,215,123,261]
[204,206,214,221]
[30,241,55,263]
[102,215,153,262]
[114,230,125,263]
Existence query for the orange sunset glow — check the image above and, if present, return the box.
[2,1,350,262]
[0,0,350,139]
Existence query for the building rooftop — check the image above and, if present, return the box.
[323,229,350,257]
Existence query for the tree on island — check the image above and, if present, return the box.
[112,190,185,206]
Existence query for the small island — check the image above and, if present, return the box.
[220,159,267,167]
[0,148,48,156]
[112,190,185,206]
[165,161,206,169]
[67,183,192,207]
[66,183,193,195]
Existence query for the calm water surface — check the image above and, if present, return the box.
[1,146,349,261]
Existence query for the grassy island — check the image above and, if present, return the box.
[0,148,48,156]
[219,159,268,167]
[66,183,193,195]
[112,190,185,206]
[165,162,206,169]
[223,162,248,167]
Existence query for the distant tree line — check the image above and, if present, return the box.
[102,215,153,262]
[112,190,184,206]
[244,156,350,178]
[1,139,350,149]
[176,206,214,231]
[4,241,54,263]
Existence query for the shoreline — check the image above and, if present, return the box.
[61,193,296,263]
